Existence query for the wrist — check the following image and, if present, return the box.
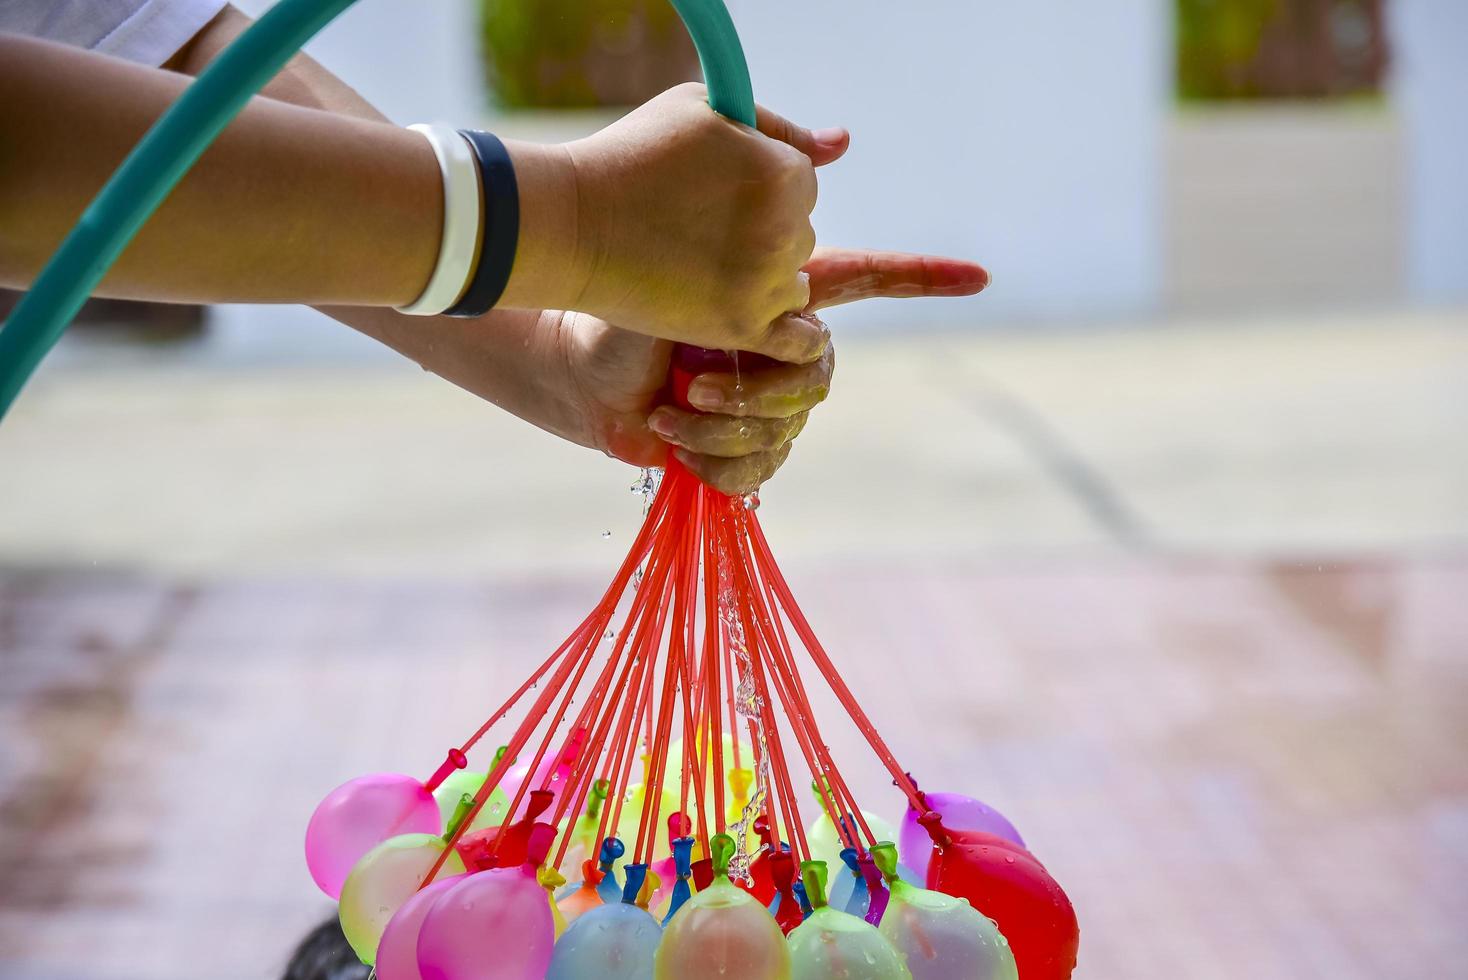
[498,141,588,313]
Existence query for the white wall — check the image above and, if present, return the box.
[726,0,1171,327]
[234,0,1170,334]
[1390,0,1468,304]
[233,0,484,123]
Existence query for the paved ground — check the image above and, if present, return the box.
[1166,104,1405,314]
[2,308,1464,576]
[0,306,1465,978]
[0,558,1464,979]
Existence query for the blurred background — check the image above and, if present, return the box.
[1,0,1465,977]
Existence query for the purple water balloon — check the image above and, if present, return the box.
[375,873,467,980]
[900,792,1024,879]
[305,773,440,899]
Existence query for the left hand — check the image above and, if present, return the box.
[554,247,989,494]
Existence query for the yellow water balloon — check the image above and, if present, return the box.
[338,833,466,965]
[655,833,790,980]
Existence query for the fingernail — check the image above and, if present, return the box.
[811,127,845,146]
[648,412,677,439]
[686,381,722,411]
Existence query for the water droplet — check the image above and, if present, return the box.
[601,530,611,540]
[741,492,761,511]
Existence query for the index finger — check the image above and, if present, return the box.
[803,247,990,312]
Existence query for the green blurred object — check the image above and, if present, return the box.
[480,0,700,108]
[1176,0,1388,100]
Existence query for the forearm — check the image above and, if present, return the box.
[171,5,581,428]
[181,6,584,316]
[0,32,439,306]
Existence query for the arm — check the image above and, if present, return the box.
[1,21,833,358]
[0,31,584,313]
[162,7,991,493]
[0,32,441,306]
[161,6,621,456]
[5,10,990,492]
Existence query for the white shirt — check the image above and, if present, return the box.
[0,0,229,66]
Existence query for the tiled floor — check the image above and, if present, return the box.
[1,555,1464,979]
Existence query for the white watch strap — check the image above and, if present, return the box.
[395,123,482,316]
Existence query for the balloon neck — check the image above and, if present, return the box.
[793,879,813,918]
[918,809,952,848]
[870,841,900,884]
[858,855,884,892]
[710,832,736,879]
[424,747,468,792]
[598,835,626,871]
[443,793,476,841]
[585,779,609,819]
[809,775,836,815]
[525,789,554,822]
[800,859,828,909]
[621,862,649,904]
[769,851,802,933]
[690,856,714,891]
[672,836,695,877]
[636,868,659,908]
[560,727,588,767]
[525,821,557,869]
[667,811,692,844]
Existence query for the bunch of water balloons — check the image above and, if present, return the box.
[304,359,1079,979]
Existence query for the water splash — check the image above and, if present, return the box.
[630,467,663,517]
[714,526,768,883]
[629,468,664,590]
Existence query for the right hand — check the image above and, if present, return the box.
[549,83,849,364]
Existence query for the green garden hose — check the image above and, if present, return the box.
[0,0,755,421]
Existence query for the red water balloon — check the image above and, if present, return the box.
[925,829,1079,980]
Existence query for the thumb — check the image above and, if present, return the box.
[754,104,849,166]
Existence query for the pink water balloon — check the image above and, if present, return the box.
[305,773,440,899]
[375,873,467,980]
[416,823,557,980]
[900,791,1023,879]
[500,729,587,817]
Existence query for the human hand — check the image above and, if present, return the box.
[553,247,990,494]
[505,84,846,363]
